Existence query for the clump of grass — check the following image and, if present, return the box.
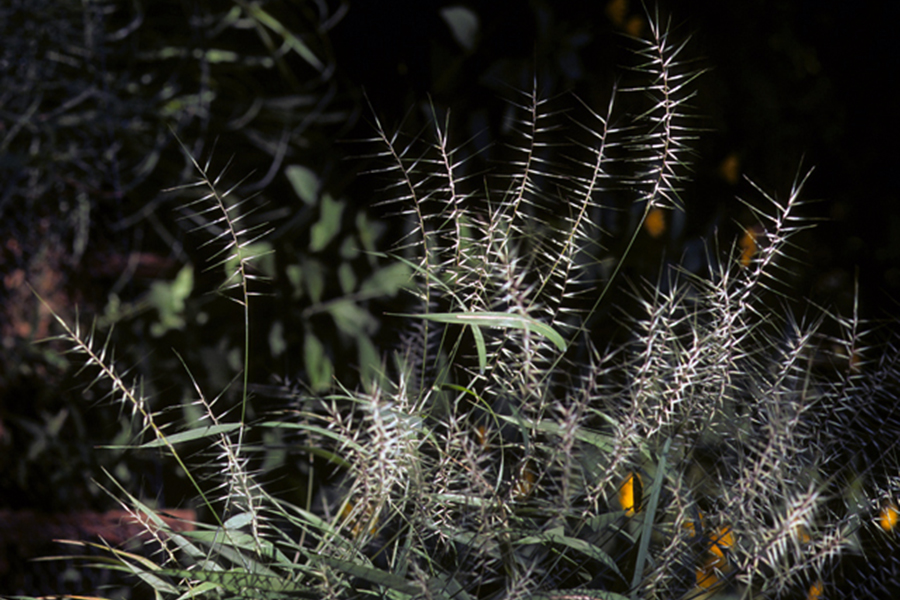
[32,6,900,600]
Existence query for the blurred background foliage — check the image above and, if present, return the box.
[0,0,897,595]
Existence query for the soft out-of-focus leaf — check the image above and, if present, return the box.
[340,236,359,260]
[310,194,344,252]
[360,262,412,297]
[286,264,304,299]
[357,211,386,259]
[339,262,357,294]
[203,49,239,63]
[304,331,332,392]
[303,258,325,303]
[285,164,319,206]
[328,300,377,338]
[149,264,193,337]
[357,334,380,384]
[440,6,479,52]
[268,320,286,357]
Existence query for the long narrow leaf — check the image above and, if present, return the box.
[315,554,420,597]
[630,437,671,596]
[516,526,624,580]
[126,423,243,449]
[401,311,567,352]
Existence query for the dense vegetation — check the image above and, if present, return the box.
[1,1,898,598]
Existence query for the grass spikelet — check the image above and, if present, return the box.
[28,4,900,600]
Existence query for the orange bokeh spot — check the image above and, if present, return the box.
[605,0,628,28]
[880,503,898,532]
[644,207,666,238]
[719,153,741,185]
[618,472,642,516]
[625,15,646,38]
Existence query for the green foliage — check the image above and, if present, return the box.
[12,4,900,600]
[0,1,403,593]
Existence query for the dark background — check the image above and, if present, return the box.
[1,0,899,594]
[2,0,898,519]
[332,0,900,317]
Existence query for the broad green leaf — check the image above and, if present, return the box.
[338,262,356,294]
[340,236,359,260]
[303,257,325,303]
[328,299,377,337]
[359,262,412,297]
[269,320,286,357]
[440,6,479,52]
[310,194,344,252]
[148,264,193,337]
[358,334,380,385]
[286,264,304,299]
[356,211,386,257]
[304,332,332,392]
[285,164,319,205]
[224,511,255,530]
